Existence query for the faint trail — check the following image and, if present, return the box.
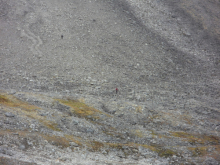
[19,24,43,58]
[17,0,43,58]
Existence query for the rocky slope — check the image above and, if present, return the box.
[0,0,220,164]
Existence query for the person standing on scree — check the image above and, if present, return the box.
[116,88,118,94]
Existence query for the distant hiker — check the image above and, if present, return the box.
[116,88,118,94]
[61,35,63,39]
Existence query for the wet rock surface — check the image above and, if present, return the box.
[0,0,220,164]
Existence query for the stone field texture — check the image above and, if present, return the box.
[0,0,220,164]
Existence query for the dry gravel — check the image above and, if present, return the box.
[0,0,220,164]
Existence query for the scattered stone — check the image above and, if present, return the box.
[202,157,219,165]
[0,147,14,156]
[118,114,124,118]
[8,89,16,95]
[72,120,79,125]
[215,125,220,131]
[117,151,125,158]
[109,110,116,114]
[130,121,137,125]
[4,112,15,117]
[132,154,140,160]
[85,128,94,134]
[39,113,47,116]
[19,144,26,150]
[69,142,79,147]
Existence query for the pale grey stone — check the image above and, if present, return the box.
[5,112,15,117]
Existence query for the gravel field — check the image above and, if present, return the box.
[0,0,220,164]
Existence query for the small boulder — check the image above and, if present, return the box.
[69,142,79,147]
[19,144,26,150]
[5,112,15,117]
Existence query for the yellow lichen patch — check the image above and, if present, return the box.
[42,135,70,148]
[78,98,85,103]
[39,119,61,132]
[0,95,9,103]
[132,130,144,138]
[188,145,220,160]
[171,132,220,145]
[179,114,192,125]
[0,93,38,111]
[102,126,126,141]
[16,106,61,132]
[135,106,142,113]
[107,143,123,150]
[0,93,61,131]
[171,132,204,145]
[90,141,104,151]
[150,130,166,139]
[0,130,73,149]
[141,144,177,158]
[0,130,85,150]
[56,99,111,119]
[171,132,193,139]
[64,134,82,146]
[156,148,177,158]
[188,146,208,157]
[203,135,220,145]
[142,144,157,152]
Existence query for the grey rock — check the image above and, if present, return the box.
[132,154,140,160]
[8,89,16,94]
[130,121,137,125]
[40,113,47,116]
[0,147,14,156]
[202,157,219,165]
[4,120,14,125]
[19,144,26,150]
[117,151,126,158]
[52,101,71,113]
[118,114,124,118]
[5,112,15,117]
[6,150,14,156]
[85,128,94,134]
[69,142,79,147]
[78,127,94,134]
[101,104,116,115]
[182,31,191,37]
[215,125,220,131]
[72,120,79,125]
[0,147,4,154]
